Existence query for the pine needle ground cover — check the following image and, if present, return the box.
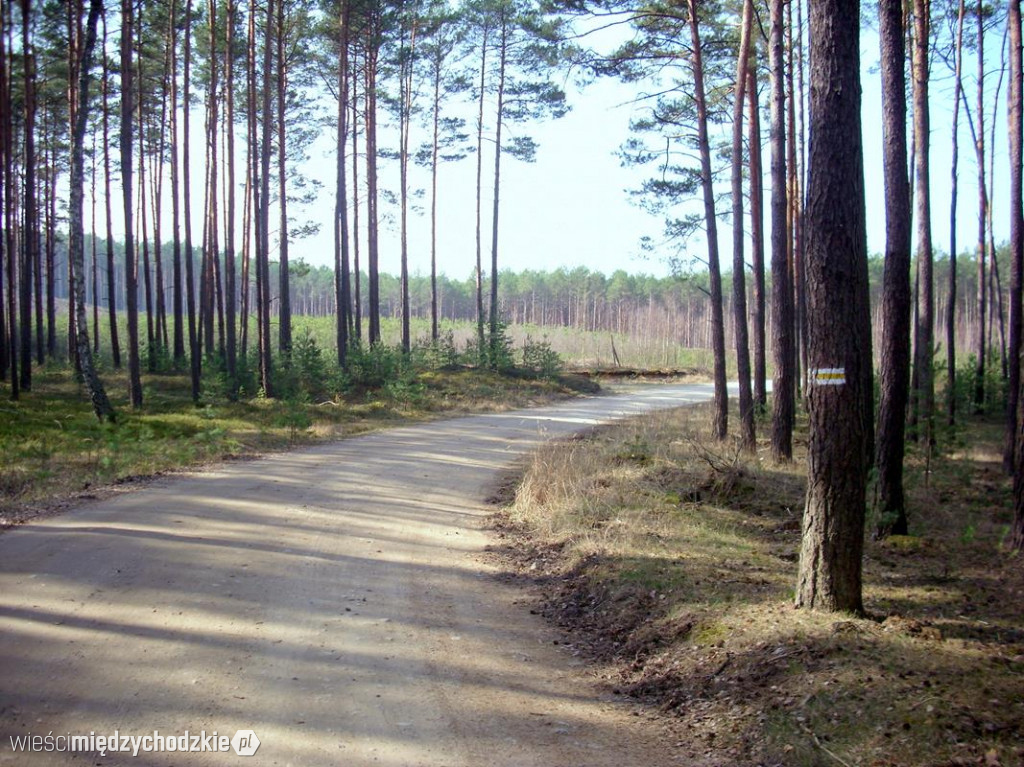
[491,404,1023,767]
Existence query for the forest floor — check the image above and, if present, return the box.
[490,403,1024,767]
[0,365,597,532]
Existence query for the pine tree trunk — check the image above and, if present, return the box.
[276,0,290,358]
[224,0,237,382]
[874,0,913,538]
[731,0,755,449]
[184,0,200,401]
[365,22,380,347]
[1011,0,1024,550]
[352,54,361,344]
[334,0,350,366]
[769,0,794,460]
[1008,2,1024,474]
[20,0,35,392]
[166,0,183,366]
[121,0,143,407]
[258,0,274,392]
[948,0,966,428]
[91,135,99,353]
[911,0,934,446]
[1,0,14,393]
[430,50,441,343]
[69,0,114,421]
[100,11,121,368]
[474,24,488,356]
[748,67,767,412]
[796,0,869,613]
[399,3,415,355]
[489,13,507,365]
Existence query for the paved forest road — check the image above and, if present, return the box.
[0,383,717,767]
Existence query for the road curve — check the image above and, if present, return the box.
[0,383,716,766]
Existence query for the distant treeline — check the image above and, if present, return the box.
[39,236,1012,363]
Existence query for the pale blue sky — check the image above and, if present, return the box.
[284,25,1010,280]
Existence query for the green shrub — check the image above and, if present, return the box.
[521,336,563,379]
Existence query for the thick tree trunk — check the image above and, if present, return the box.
[0,6,6,383]
[874,0,914,538]
[1009,0,1024,550]
[796,0,869,613]
[769,0,794,460]
[69,0,114,421]
[731,0,755,449]
[1008,2,1024,474]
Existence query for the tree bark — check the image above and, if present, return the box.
[769,0,794,460]
[365,18,380,346]
[1008,0,1024,474]
[20,0,35,392]
[911,0,934,446]
[400,1,416,355]
[276,0,291,358]
[121,0,143,407]
[748,66,767,412]
[167,0,183,366]
[1010,0,1024,550]
[796,0,869,613]
[69,0,114,421]
[258,0,274,392]
[874,0,914,538]
[474,22,488,357]
[731,0,755,449]
[687,0,728,441]
[334,0,351,366]
[489,10,508,365]
[1,0,17,397]
[224,0,237,381]
[947,1,966,428]
[184,0,200,401]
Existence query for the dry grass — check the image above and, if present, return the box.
[493,405,1024,767]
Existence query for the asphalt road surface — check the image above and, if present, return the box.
[0,383,718,766]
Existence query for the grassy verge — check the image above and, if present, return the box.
[492,404,1023,767]
[0,365,596,529]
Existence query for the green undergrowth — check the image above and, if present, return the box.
[0,364,596,528]
[494,404,1023,767]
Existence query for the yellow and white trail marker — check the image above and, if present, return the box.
[811,367,846,386]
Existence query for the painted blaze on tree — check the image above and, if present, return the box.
[795,0,872,613]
